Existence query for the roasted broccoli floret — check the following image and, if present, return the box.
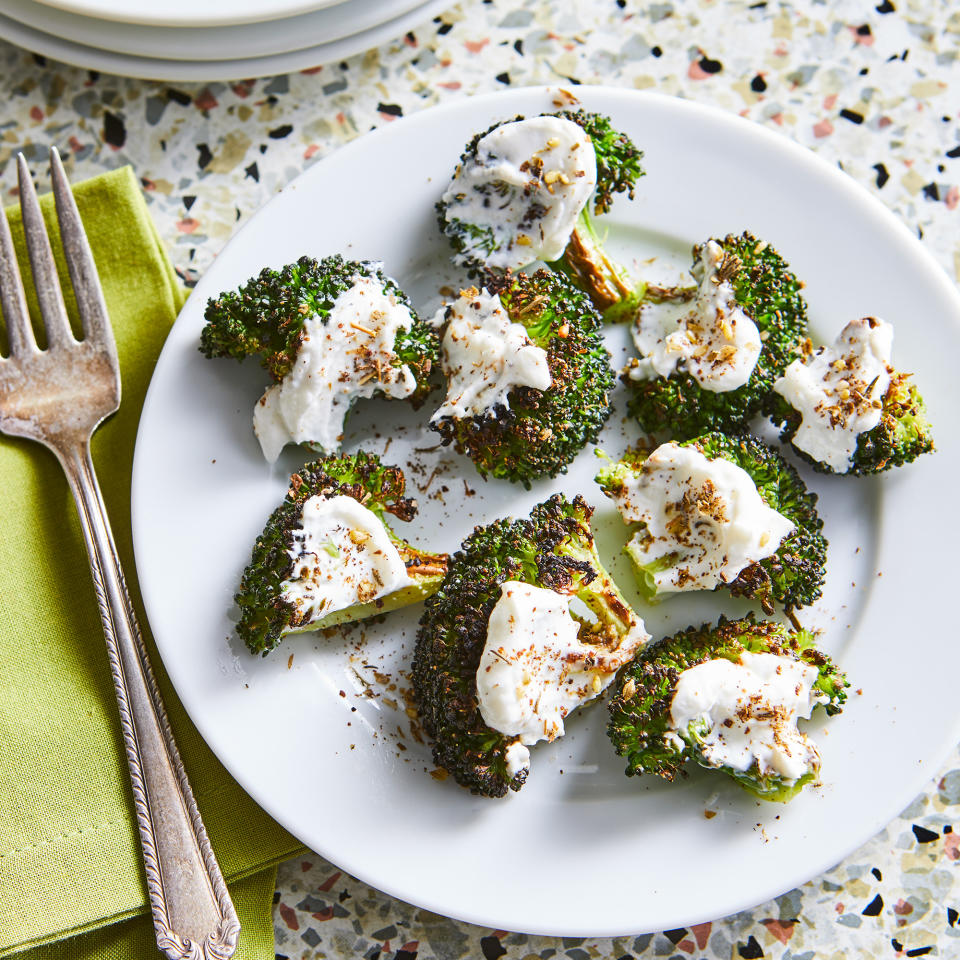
[437,109,645,322]
[429,269,615,487]
[595,432,827,612]
[607,614,848,802]
[200,255,440,459]
[766,317,933,475]
[624,233,808,439]
[236,452,448,656]
[412,494,647,798]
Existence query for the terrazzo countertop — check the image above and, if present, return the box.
[2,0,958,957]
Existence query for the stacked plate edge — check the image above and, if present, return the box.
[0,0,455,80]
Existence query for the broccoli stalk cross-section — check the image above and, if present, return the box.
[412,494,645,798]
[607,614,848,803]
[236,452,448,656]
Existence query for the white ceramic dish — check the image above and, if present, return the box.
[0,0,448,80]
[132,87,960,936]
[28,0,347,27]
[0,0,426,62]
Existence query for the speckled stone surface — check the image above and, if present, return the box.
[1,0,958,956]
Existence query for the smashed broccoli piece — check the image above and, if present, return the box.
[607,614,848,802]
[200,254,439,401]
[430,269,615,487]
[437,109,645,322]
[595,432,827,612]
[236,452,447,655]
[766,321,934,475]
[412,494,645,798]
[625,232,808,438]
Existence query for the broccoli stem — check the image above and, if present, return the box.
[548,208,645,323]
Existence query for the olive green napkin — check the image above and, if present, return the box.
[0,166,303,958]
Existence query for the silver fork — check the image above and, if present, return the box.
[0,149,239,960]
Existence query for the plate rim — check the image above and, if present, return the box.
[132,85,960,936]
[0,0,449,81]
[0,0,429,62]
[24,0,350,28]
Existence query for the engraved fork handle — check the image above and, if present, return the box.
[55,434,239,960]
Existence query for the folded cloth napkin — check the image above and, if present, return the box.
[0,166,303,958]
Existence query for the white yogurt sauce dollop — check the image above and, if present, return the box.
[607,442,794,594]
[253,274,418,462]
[441,115,597,271]
[476,580,648,778]
[628,240,762,392]
[431,288,551,421]
[773,316,893,472]
[668,652,825,782]
[280,494,413,626]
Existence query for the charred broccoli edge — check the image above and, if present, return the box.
[236,452,444,656]
[412,493,638,797]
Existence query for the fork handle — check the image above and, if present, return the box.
[57,438,240,960]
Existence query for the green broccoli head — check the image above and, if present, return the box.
[200,254,439,403]
[595,432,827,612]
[412,494,645,798]
[236,452,448,656]
[437,110,645,321]
[430,269,615,487]
[553,108,644,216]
[625,233,808,437]
[768,368,934,476]
[607,614,848,803]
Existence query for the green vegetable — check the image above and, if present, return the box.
[430,269,615,487]
[594,432,827,612]
[767,367,934,476]
[437,109,646,321]
[412,494,644,798]
[236,452,448,656]
[199,254,439,405]
[625,233,808,438]
[607,614,848,803]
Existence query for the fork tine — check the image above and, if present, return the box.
[17,153,74,349]
[50,148,113,347]
[0,195,37,357]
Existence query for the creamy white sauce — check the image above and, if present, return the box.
[669,652,824,781]
[628,240,762,392]
[430,287,552,421]
[608,442,794,593]
[253,274,418,462]
[773,316,893,472]
[280,494,413,625]
[476,581,648,778]
[441,115,598,270]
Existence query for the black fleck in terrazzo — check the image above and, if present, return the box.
[1,0,958,956]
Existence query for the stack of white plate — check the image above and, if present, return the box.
[0,0,454,81]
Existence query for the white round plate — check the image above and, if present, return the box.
[133,87,960,936]
[28,0,348,28]
[0,0,427,62]
[0,0,447,80]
